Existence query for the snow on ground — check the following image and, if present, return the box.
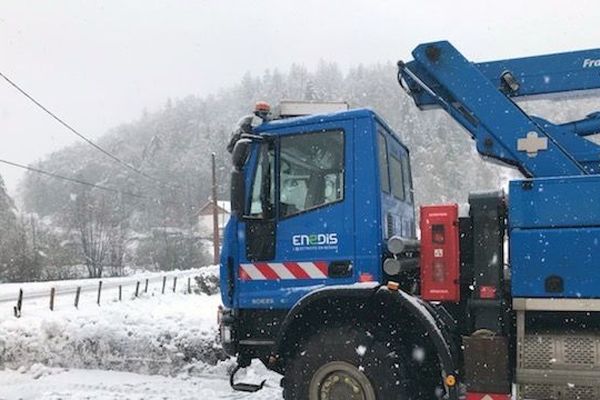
[0,364,282,399]
[0,290,225,373]
[0,267,283,399]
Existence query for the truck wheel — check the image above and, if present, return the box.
[282,325,412,400]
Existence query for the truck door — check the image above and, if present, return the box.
[236,121,355,309]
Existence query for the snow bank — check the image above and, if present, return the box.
[0,265,286,399]
[0,288,227,376]
[194,264,220,295]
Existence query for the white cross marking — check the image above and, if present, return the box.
[517,131,548,158]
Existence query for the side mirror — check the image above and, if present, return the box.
[230,169,245,217]
[231,138,252,170]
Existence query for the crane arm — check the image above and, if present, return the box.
[399,41,600,178]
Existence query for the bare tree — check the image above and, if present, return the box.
[107,221,128,276]
[71,190,111,278]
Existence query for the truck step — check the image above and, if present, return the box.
[229,363,266,393]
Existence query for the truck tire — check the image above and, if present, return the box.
[282,325,412,400]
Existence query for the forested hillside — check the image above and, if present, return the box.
[11,61,597,282]
[19,62,505,222]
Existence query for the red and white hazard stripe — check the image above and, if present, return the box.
[239,261,329,281]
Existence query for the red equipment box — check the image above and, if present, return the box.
[420,204,460,302]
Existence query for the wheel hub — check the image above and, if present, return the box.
[309,361,376,400]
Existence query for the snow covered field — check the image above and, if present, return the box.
[0,268,282,399]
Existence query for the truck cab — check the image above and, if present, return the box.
[219,105,417,365]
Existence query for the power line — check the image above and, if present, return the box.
[0,158,145,198]
[0,158,196,211]
[0,71,182,191]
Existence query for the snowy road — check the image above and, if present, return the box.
[0,366,283,400]
[0,269,199,318]
[0,269,198,303]
[0,268,283,399]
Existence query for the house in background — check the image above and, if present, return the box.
[197,200,231,239]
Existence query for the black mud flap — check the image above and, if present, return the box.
[229,363,266,393]
[375,286,460,400]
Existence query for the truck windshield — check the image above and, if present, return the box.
[279,130,344,218]
[247,131,344,219]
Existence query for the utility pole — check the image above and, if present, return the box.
[30,215,39,275]
[211,152,220,264]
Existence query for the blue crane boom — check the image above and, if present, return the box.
[399,41,600,177]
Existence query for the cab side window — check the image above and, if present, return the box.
[377,133,390,194]
[279,130,344,218]
[389,155,405,201]
[402,155,414,203]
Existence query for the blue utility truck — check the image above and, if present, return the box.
[219,41,600,400]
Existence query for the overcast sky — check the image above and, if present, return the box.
[1,0,600,194]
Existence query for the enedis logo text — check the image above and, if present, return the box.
[292,233,338,246]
